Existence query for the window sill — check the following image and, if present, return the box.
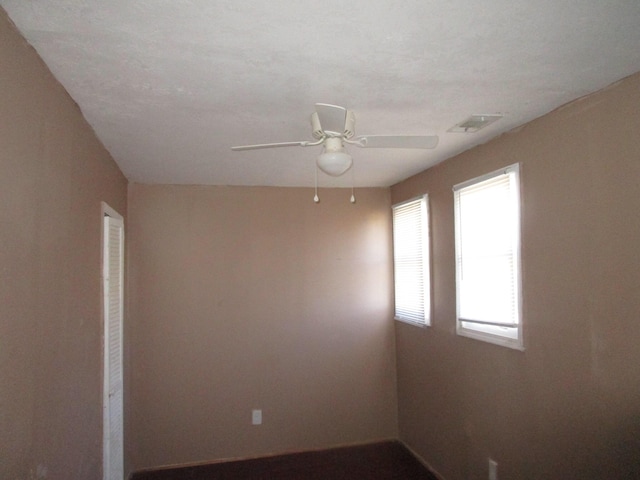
[394,317,428,329]
[457,324,524,350]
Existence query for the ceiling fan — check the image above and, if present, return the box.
[231,103,439,177]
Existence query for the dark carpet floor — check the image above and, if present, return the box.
[130,440,438,480]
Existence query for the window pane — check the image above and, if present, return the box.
[392,195,430,326]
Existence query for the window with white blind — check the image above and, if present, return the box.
[392,195,430,326]
[453,164,523,349]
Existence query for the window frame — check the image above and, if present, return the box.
[453,164,523,350]
[392,194,431,328]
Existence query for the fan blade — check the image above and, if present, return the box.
[315,103,347,135]
[231,141,310,151]
[354,135,439,149]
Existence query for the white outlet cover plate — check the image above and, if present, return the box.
[489,459,498,480]
[252,409,262,425]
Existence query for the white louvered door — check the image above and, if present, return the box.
[103,213,124,480]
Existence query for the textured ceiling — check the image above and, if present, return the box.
[3,1,640,187]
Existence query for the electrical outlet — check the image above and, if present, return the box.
[489,458,498,480]
[252,409,262,425]
[26,465,48,480]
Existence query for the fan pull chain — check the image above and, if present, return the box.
[314,163,356,204]
[350,162,356,204]
[313,164,320,203]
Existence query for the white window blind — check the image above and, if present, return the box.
[453,164,522,349]
[392,195,430,326]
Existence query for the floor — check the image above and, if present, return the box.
[130,440,439,480]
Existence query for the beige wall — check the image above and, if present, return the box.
[391,72,640,479]
[0,9,128,480]
[127,185,398,470]
[5,2,639,476]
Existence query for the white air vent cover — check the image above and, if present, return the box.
[449,114,503,133]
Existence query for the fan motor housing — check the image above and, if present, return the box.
[310,110,356,139]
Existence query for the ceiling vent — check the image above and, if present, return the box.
[448,114,503,133]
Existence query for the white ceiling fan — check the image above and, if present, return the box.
[231,103,439,177]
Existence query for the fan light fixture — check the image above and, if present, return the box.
[316,137,352,177]
[231,103,439,203]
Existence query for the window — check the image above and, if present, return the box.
[453,164,523,349]
[392,195,430,326]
